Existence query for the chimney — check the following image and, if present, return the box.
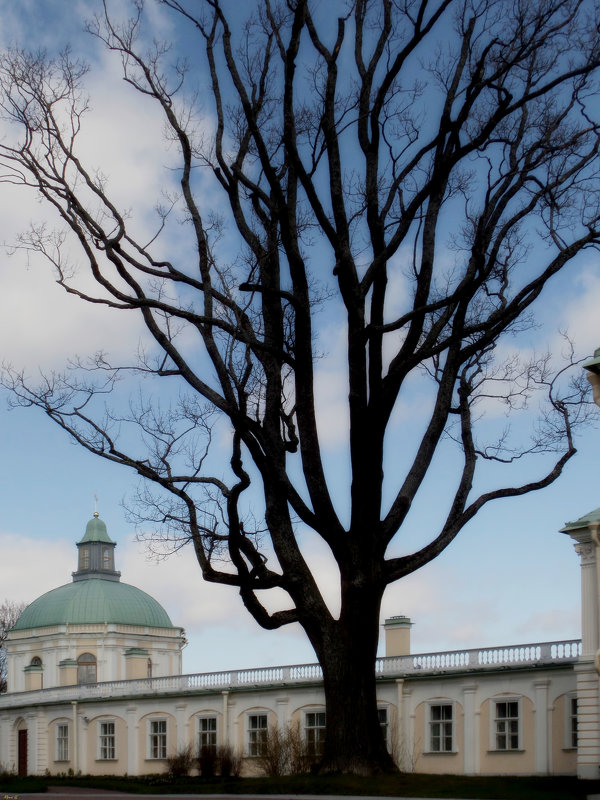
[383,615,412,657]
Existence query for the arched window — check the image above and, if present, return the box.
[77,653,97,685]
[30,656,42,667]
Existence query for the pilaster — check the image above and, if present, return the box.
[276,697,289,731]
[575,661,600,779]
[561,511,600,778]
[221,691,229,748]
[533,679,550,774]
[0,714,9,771]
[175,703,187,752]
[462,684,478,775]
[127,706,138,773]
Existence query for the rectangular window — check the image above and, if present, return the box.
[378,707,389,750]
[495,701,519,751]
[56,723,69,761]
[429,704,453,752]
[570,696,578,749]
[305,711,326,757]
[198,716,217,754]
[149,719,167,759]
[247,714,268,756]
[99,721,116,760]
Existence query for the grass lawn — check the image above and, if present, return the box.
[1,772,599,799]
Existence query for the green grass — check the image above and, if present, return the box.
[1,772,599,799]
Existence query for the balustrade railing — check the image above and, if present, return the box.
[0,638,581,709]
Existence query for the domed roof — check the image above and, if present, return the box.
[12,578,175,630]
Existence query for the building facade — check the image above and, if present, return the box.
[0,508,599,779]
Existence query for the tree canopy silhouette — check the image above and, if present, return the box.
[1,0,600,772]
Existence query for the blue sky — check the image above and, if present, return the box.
[0,0,598,676]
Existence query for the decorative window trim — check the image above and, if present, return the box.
[197,714,218,754]
[98,719,116,761]
[147,718,167,760]
[55,722,69,762]
[489,697,522,752]
[246,712,269,757]
[425,701,456,754]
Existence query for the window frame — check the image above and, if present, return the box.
[77,652,97,685]
[427,701,456,754]
[98,720,116,761]
[378,706,390,752]
[56,722,69,762]
[197,715,218,755]
[566,694,578,750]
[491,697,521,752]
[303,709,326,758]
[148,718,167,760]
[246,712,268,757]
[80,546,90,570]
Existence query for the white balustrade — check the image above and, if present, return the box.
[0,639,581,709]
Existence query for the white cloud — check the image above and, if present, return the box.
[556,267,600,357]
[0,532,73,604]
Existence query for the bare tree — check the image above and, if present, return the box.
[0,600,27,693]
[1,0,600,772]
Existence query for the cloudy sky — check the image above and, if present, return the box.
[0,0,598,676]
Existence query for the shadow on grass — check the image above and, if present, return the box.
[1,772,599,799]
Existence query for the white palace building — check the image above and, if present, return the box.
[1,507,599,779]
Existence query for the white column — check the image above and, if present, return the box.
[402,687,415,772]
[26,712,38,774]
[71,702,78,774]
[276,697,288,731]
[575,662,600,779]
[462,684,477,775]
[126,706,138,773]
[79,715,89,774]
[394,679,404,767]
[533,679,549,774]
[565,525,600,777]
[175,703,187,752]
[221,691,229,748]
[572,535,598,657]
[0,715,9,769]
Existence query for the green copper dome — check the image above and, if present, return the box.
[12,512,177,632]
[78,513,115,544]
[12,578,175,630]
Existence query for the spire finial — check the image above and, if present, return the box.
[94,493,99,517]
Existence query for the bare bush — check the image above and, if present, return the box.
[216,744,241,778]
[166,744,194,778]
[259,724,314,776]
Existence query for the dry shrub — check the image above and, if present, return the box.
[259,723,314,776]
[166,744,195,777]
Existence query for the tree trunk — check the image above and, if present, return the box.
[307,588,397,774]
